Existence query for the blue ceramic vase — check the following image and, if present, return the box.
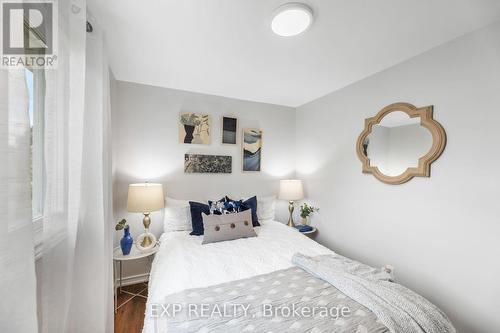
[120,226,133,255]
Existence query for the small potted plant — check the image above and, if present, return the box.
[299,203,319,225]
[116,219,133,255]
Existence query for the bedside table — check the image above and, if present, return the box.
[295,226,317,238]
[113,244,158,312]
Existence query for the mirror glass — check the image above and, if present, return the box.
[362,111,433,177]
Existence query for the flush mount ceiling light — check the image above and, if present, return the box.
[271,3,313,37]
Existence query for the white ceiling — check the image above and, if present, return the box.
[88,0,500,107]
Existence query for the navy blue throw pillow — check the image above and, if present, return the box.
[208,197,229,215]
[189,201,210,236]
[209,197,243,215]
[226,196,260,227]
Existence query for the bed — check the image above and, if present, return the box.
[142,220,454,333]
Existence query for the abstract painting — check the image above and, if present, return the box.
[184,154,232,173]
[179,113,211,144]
[242,129,262,172]
[222,116,237,144]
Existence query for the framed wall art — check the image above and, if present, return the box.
[242,128,262,172]
[184,154,232,173]
[179,112,211,144]
[222,116,237,144]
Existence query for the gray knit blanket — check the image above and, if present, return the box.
[293,253,456,333]
[155,254,456,333]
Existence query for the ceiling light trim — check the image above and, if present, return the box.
[271,2,314,37]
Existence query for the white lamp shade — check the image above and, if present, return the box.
[279,179,304,201]
[127,183,164,213]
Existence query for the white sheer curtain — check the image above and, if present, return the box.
[0,71,39,332]
[66,16,114,333]
[40,1,113,332]
[40,1,87,330]
[0,1,112,331]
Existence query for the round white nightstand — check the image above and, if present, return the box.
[113,244,159,312]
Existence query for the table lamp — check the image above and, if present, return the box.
[127,183,164,248]
[279,179,304,227]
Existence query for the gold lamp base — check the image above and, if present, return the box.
[141,234,153,248]
[287,200,295,227]
[141,212,153,247]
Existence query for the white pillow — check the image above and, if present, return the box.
[257,195,276,222]
[163,197,192,232]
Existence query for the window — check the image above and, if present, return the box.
[25,68,45,222]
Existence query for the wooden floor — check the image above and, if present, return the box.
[114,283,148,333]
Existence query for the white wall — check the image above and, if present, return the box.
[112,81,295,277]
[295,21,500,333]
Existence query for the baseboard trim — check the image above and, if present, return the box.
[118,272,150,287]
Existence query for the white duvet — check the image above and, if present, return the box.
[142,221,334,333]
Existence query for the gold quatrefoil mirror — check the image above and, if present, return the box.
[356,103,446,185]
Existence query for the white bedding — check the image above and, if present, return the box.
[142,221,333,333]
